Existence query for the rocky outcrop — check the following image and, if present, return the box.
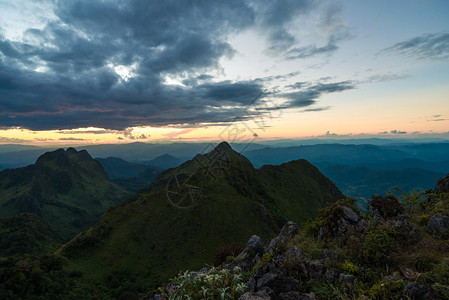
[428,214,449,233]
[435,173,449,194]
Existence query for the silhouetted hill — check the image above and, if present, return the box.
[57,142,343,294]
[0,148,130,239]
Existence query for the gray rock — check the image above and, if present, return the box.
[246,235,264,254]
[435,173,449,193]
[357,219,368,230]
[256,272,299,295]
[268,222,299,254]
[324,268,339,283]
[342,206,359,223]
[239,291,271,300]
[339,273,355,283]
[403,282,437,299]
[307,261,325,281]
[280,221,300,238]
[427,214,449,233]
[278,291,316,300]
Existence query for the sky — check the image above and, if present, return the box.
[0,0,448,145]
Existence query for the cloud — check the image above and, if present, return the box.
[381,32,449,60]
[363,73,410,83]
[390,130,407,134]
[280,81,354,108]
[303,106,331,112]
[285,42,338,59]
[0,0,262,130]
[0,0,353,131]
[59,137,86,141]
[0,136,30,143]
[251,0,316,52]
[163,128,196,139]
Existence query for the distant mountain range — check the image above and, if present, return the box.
[1,140,449,204]
[57,142,343,292]
[0,148,130,239]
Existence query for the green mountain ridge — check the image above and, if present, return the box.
[0,213,63,257]
[56,142,344,295]
[0,148,130,239]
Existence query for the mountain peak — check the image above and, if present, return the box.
[66,147,78,154]
[214,141,232,152]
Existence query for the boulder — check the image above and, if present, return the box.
[342,206,359,223]
[435,173,449,194]
[246,235,264,255]
[427,214,449,233]
[268,222,299,254]
[256,272,299,295]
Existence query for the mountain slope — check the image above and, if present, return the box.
[57,142,343,293]
[0,148,130,239]
[0,213,63,256]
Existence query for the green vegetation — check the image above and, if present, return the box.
[52,142,342,296]
[0,148,130,239]
[0,214,63,257]
[159,267,247,300]
[287,190,449,299]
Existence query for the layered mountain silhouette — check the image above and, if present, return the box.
[58,142,344,290]
[0,148,129,239]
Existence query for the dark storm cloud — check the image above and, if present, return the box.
[0,0,350,131]
[250,0,315,52]
[279,81,354,108]
[381,32,449,60]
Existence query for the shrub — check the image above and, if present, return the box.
[363,223,395,264]
[319,204,344,238]
[368,195,404,219]
[214,242,243,266]
[342,261,359,275]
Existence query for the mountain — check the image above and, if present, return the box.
[96,157,160,179]
[245,144,409,168]
[0,148,130,239]
[112,167,161,193]
[142,153,187,169]
[322,165,444,200]
[0,144,43,154]
[0,213,63,256]
[57,142,343,295]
